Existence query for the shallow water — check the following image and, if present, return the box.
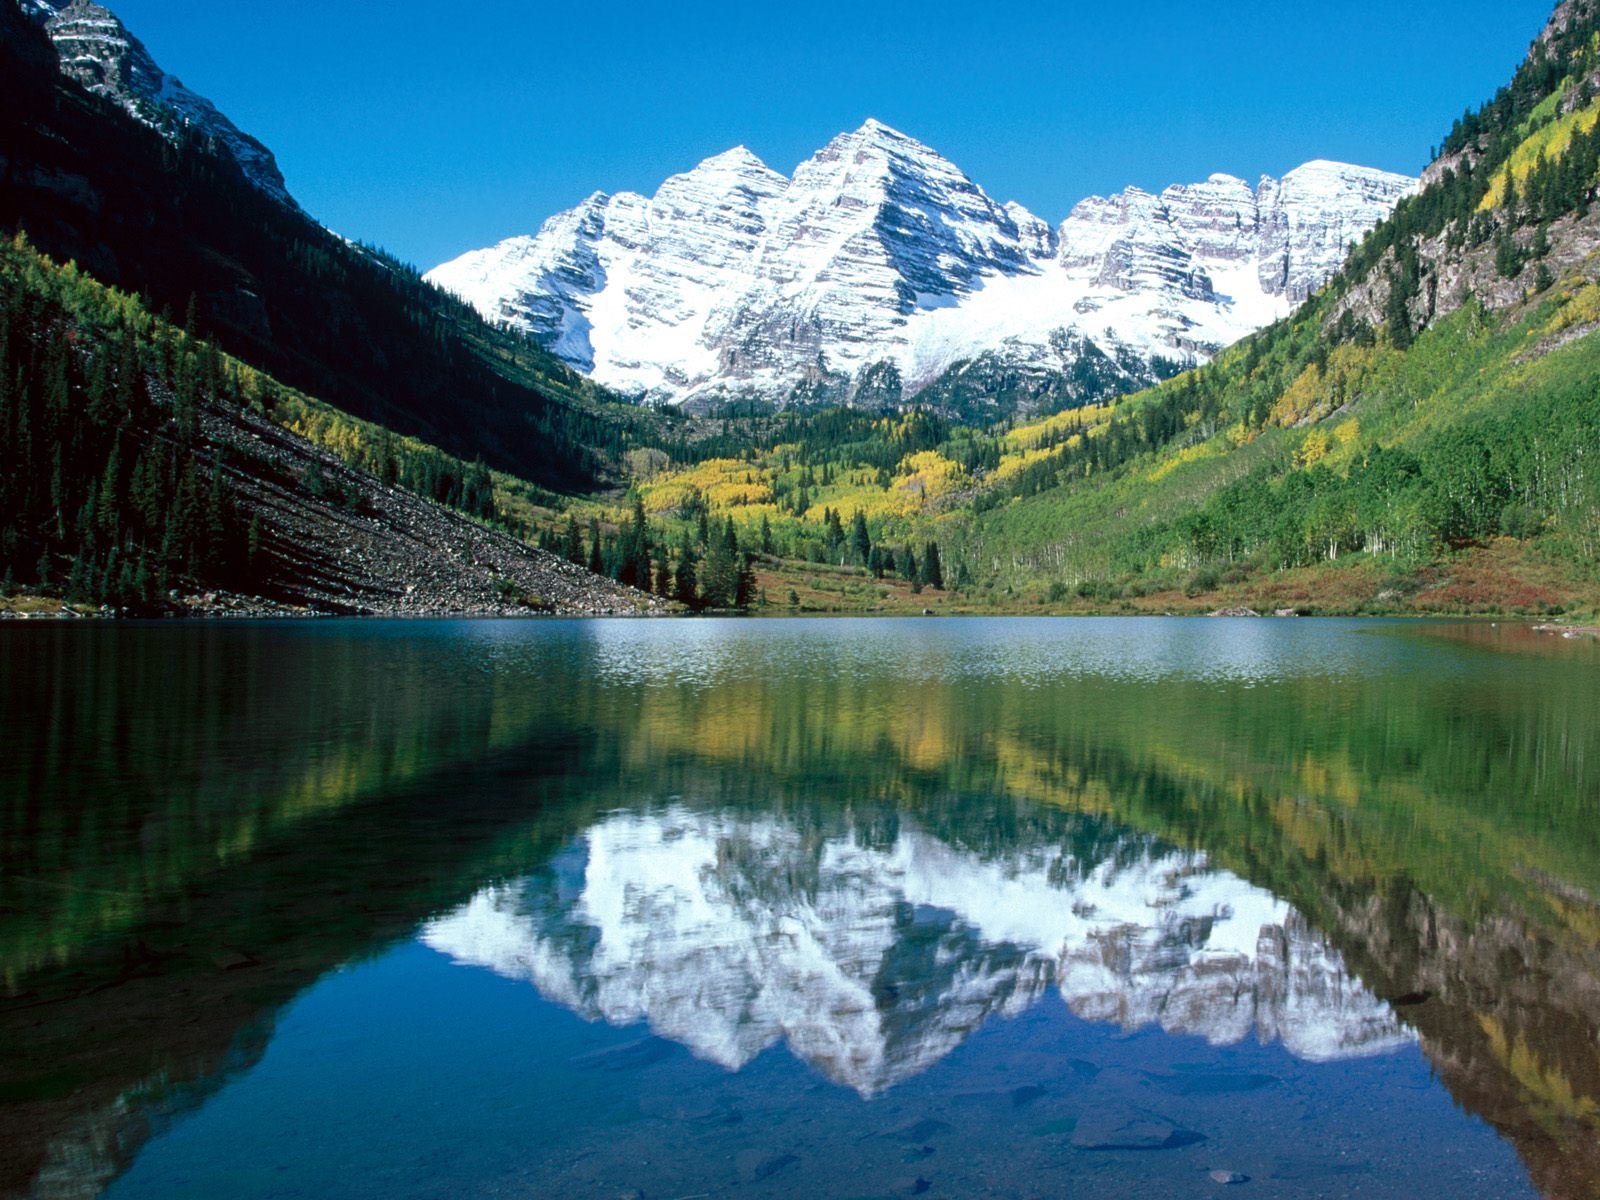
[2,617,1598,1199]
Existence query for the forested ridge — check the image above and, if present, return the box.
[0,1,667,493]
[0,232,658,613]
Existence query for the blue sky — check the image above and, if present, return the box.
[109,0,1555,269]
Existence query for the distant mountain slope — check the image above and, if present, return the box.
[19,0,296,207]
[0,0,641,491]
[427,121,1413,414]
[946,0,1600,608]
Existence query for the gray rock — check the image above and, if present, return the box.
[1071,1103,1205,1150]
[882,1117,952,1143]
[1009,1084,1048,1108]
[28,1,296,206]
[736,1149,798,1184]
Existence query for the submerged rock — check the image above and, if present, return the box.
[882,1117,953,1142]
[735,1148,798,1183]
[1071,1103,1205,1150]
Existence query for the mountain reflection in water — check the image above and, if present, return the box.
[425,806,1409,1094]
[2,618,1599,1200]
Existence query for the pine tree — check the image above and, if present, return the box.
[587,518,603,575]
[95,438,121,541]
[850,509,871,565]
[700,518,740,608]
[653,541,672,597]
[86,353,114,429]
[562,514,583,565]
[825,508,845,557]
[674,533,699,607]
[920,542,944,590]
[1495,229,1523,279]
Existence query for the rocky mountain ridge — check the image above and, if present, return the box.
[428,123,1415,412]
[18,0,296,207]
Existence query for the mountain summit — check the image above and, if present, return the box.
[19,0,296,207]
[427,123,1415,412]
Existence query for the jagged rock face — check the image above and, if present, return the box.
[427,123,1414,410]
[20,0,296,208]
[1255,160,1418,301]
[421,806,1410,1095]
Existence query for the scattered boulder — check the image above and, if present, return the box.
[735,1149,798,1184]
[881,1117,952,1142]
[1208,606,1261,617]
[1009,1084,1047,1108]
[1071,1103,1205,1150]
[1210,1169,1249,1184]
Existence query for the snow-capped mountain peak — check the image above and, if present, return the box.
[427,126,1415,412]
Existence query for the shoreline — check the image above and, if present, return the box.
[2,592,1590,625]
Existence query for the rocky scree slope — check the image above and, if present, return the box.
[199,402,663,616]
[428,122,1414,414]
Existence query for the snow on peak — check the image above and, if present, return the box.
[854,116,907,139]
[425,126,1417,409]
[690,144,777,174]
[421,806,1412,1096]
[25,0,297,208]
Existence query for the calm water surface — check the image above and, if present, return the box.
[2,617,1599,1199]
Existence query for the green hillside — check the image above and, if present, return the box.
[554,0,1600,618]
[0,2,665,492]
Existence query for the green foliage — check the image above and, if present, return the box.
[965,290,1600,596]
[0,234,244,604]
[0,24,682,492]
